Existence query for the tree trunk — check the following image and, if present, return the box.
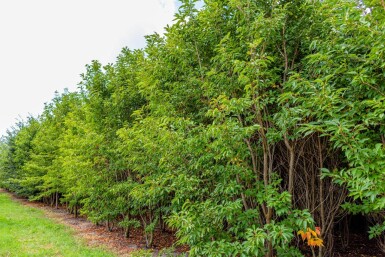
[55,191,58,209]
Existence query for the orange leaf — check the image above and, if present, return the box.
[310,229,317,237]
[306,231,311,241]
[297,230,306,241]
[308,237,324,247]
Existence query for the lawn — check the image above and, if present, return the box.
[0,191,115,257]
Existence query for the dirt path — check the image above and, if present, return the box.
[2,189,184,257]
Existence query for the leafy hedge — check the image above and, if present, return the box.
[1,1,384,256]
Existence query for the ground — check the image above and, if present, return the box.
[9,192,186,257]
[0,190,114,257]
[5,190,385,257]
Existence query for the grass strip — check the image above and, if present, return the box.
[0,191,115,257]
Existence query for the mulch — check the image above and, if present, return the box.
[332,232,384,257]
[3,189,385,257]
[2,189,186,257]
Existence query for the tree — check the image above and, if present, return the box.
[1,1,384,256]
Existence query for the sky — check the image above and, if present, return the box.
[0,0,181,136]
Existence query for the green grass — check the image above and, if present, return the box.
[0,191,115,257]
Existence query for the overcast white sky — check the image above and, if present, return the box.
[0,0,182,136]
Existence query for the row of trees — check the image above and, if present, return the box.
[1,0,384,256]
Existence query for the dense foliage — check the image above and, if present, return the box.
[1,1,384,256]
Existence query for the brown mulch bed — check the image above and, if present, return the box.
[332,232,384,257]
[3,189,186,257]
